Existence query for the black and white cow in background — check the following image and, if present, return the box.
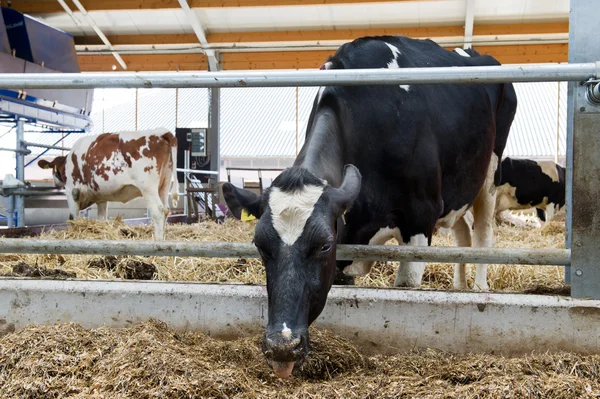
[495,157,566,225]
[223,36,517,379]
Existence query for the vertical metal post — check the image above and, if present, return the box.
[135,88,139,130]
[567,0,600,297]
[175,88,179,127]
[555,81,561,164]
[5,196,15,228]
[15,120,25,227]
[295,86,299,156]
[209,87,220,186]
[184,149,189,220]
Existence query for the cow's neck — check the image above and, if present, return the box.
[294,109,345,187]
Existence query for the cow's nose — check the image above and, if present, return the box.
[263,333,304,362]
[263,335,303,360]
[262,332,306,380]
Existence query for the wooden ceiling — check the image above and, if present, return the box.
[10,0,436,13]
[7,0,570,71]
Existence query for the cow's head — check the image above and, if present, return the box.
[38,156,67,187]
[223,165,361,379]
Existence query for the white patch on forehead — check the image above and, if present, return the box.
[281,323,292,338]
[383,42,410,92]
[269,185,325,246]
[454,48,471,57]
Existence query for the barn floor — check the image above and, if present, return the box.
[0,215,568,294]
[0,319,598,398]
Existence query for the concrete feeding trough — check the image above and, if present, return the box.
[1,278,599,356]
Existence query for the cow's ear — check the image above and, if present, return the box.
[38,159,52,169]
[330,164,362,215]
[222,182,263,219]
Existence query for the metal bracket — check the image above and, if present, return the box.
[576,79,600,114]
[583,79,600,105]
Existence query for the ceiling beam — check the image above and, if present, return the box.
[77,43,568,72]
[463,0,474,49]
[73,22,568,47]
[65,0,128,70]
[10,0,436,14]
[177,0,219,70]
[78,53,208,71]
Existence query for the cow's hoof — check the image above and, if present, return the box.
[393,276,422,288]
[473,281,490,292]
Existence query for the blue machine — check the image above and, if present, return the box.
[0,6,94,228]
[0,6,93,130]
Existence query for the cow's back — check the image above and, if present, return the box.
[314,36,514,216]
[65,128,176,203]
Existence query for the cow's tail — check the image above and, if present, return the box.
[169,140,180,209]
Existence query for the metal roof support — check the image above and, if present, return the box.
[463,0,475,49]
[58,0,127,70]
[177,0,220,71]
[567,0,600,298]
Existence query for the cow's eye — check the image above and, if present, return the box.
[321,243,332,253]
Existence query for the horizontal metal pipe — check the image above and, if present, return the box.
[176,168,219,175]
[0,147,30,154]
[226,167,284,172]
[0,190,64,197]
[0,239,571,266]
[23,141,71,151]
[74,33,569,55]
[0,62,598,89]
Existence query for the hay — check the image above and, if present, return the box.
[0,320,599,398]
[0,215,568,294]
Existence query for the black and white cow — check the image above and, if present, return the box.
[223,36,517,379]
[495,157,566,224]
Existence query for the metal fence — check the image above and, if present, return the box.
[0,239,571,266]
[1,2,599,299]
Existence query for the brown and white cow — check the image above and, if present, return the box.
[38,128,179,240]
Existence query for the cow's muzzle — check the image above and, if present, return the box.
[262,330,308,379]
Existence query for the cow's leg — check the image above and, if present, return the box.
[544,203,555,224]
[394,234,428,288]
[451,215,471,290]
[142,190,168,240]
[343,227,401,277]
[67,189,81,220]
[158,173,171,210]
[471,155,498,292]
[97,202,108,220]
